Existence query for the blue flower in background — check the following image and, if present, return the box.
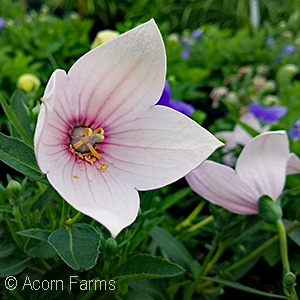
[289,119,300,140]
[0,17,5,30]
[181,28,203,59]
[157,82,195,116]
[266,36,275,46]
[249,103,287,123]
[281,45,296,55]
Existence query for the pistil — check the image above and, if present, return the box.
[69,126,105,163]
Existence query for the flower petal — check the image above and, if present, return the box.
[45,150,139,237]
[236,131,289,200]
[102,105,223,190]
[186,161,258,214]
[286,153,300,175]
[67,19,166,128]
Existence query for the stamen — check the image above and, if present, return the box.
[73,140,84,149]
[87,143,101,159]
[69,126,105,164]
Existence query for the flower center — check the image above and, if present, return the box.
[69,126,104,164]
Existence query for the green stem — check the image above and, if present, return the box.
[5,214,24,249]
[226,220,300,274]
[176,201,206,230]
[276,219,298,300]
[64,211,83,226]
[197,242,228,292]
[60,199,70,225]
[199,220,300,294]
[13,206,25,231]
[276,219,290,272]
[187,215,214,233]
[201,242,227,277]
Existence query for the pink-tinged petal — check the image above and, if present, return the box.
[102,106,223,190]
[286,153,300,175]
[67,19,166,128]
[45,151,139,237]
[236,131,289,200]
[186,161,258,214]
[34,70,71,170]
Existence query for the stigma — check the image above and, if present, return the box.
[69,126,105,164]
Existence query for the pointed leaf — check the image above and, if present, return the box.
[48,223,102,271]
[0,95,33,146]
[18,228,57,258]
[114,254,184,283]
[150,226,197,274]
[11,89,34,139]
[0,253,31,277]
[202,277,286,299]
[0,133,48,184]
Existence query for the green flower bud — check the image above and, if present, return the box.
[167,33,180,44]
[17,74,41,92]
[6,180,22,206]
[282,64,299,76]
[262,95,280,106]
[261,80,277,94]
[103,238,118,260]
[258,195,282,224]
[31,103,41,118]
[283,272,297,289]
[91,30,120,49]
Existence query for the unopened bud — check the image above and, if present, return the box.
[91,30,119,49]
[258,195,282,224]
[17,74,41,92]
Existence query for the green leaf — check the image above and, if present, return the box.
[17,228,52,240]
[0,133,48,184]
[158,187,191,212]
[202,277,287,299]
[48,223,102,271]
[0,253,31,277]
[0,94,33,146]
[114,254,184,283]
[0,241,16,258]
[129,216,164,251]
[11,89,34,140]
[18,228,57,258]
[150,226,197,275]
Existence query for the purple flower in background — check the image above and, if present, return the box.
[266,37,275,46]
[281,45,296,55]
[249,103,287,123]
[181,28,203,59]
[289,119,300,140]
[0,17,5,30]
[190,28,203,40]
[157,82,195,116]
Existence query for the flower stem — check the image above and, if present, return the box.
[226,220,300,274]
[13,205,25,232]
[276,219,298,300]
[199,220,300,294]
[187,215,214,233]
[176,201,206,230]
[64,211,83,226]
[60,199,70,225]
[276,219,290,272]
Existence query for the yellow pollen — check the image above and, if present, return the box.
[69,126,105,165]
[98,162,108,172]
